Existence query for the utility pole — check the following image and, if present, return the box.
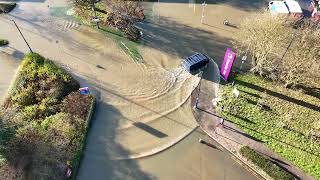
[201,1,207,24]
[11,19,33,53]
[92,0,100,29]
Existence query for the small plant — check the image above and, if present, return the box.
[0,3,16,13]
[62,92,94,119]
[0,39,8,46]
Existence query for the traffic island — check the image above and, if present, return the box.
[0,53,95,180]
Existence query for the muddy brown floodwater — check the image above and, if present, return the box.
[0,52,20,102]
[71,27,201,159]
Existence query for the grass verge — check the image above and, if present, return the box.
[0,53,95,179]
[72,7,143,63]
[0,3,16,14]
[217,73,320,179]
[240,146,295,180]
[0,39,9,46]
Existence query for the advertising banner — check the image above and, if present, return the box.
[220,48,236,81]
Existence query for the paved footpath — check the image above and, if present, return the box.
[191,64,314,180]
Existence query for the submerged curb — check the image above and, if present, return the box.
[114,125,199,160]
[198,122,269,180]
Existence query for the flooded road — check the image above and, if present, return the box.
[0,52,20,102]
[137,128,258,180]
[0,0,260,179]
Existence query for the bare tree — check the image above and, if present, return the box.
[233,11,320,88]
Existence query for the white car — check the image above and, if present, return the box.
[269,0,302,15]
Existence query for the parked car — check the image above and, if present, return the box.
[268,0,303,19]
[182,53,210,73]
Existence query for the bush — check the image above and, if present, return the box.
[21,105,40,122]
[0,39,8,46]
[62,92,94,120]
[20,97,59,122]
[240,146,295,180]
[124,25,141,42]
[9,53,79,107]
[233,11,320,88]
[11,86,36,107]
[0,3,16,13]
[41,113,85,154]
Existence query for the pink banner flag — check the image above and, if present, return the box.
[220,48,236,80]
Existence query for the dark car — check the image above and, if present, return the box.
[182,53,210,73]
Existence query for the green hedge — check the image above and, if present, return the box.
[240,146,295,180]
[0,39,8,46]
[0,3,16,13]
[71,96,95,180]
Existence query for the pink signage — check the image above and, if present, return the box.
[220,48,236,80]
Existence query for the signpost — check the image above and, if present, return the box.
[201,1,207,24]
[79,87,90,95]
[220,48,236,81]
[239,55,247,72]
[91,0,100,29]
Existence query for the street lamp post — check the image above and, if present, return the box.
[194,70,204,109]
[239,55,247,72]
[92,0,100,29]
[11,19,33,53]
[201,1,207,24]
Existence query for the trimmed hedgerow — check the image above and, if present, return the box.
[240,146,295,180]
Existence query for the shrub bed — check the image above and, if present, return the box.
[240,146,295,180]
[0,3,16,13]
[0,53,95,179]
[0,39,9,46]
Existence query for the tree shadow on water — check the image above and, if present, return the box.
[144,0,268,11]
[138,17,232,66]
[77,101,154,180]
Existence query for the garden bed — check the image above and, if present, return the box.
[0,2,16,14]
[217,73,320,179]
[0,39,9,46]
[0,53,95,180]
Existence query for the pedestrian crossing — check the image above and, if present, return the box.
[60,19,81,31]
